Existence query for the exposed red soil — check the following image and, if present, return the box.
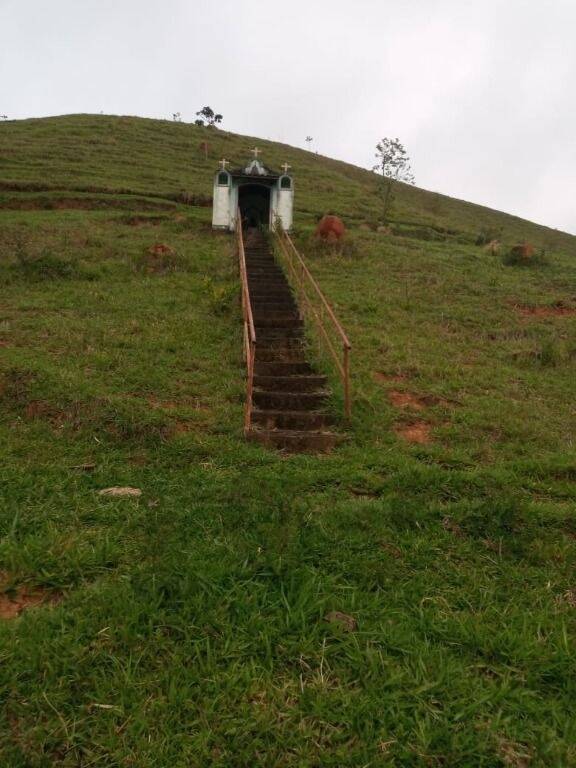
[373,371,408,385]
[389,391,426,410]
[148,243,175,256]
[514,302,576,317]
[388,390,451,410]
[170,421,192,437]
[0,575,61,620]
[394,421,432,444]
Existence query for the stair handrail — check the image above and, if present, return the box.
[236,208,256,432]
[275,228,352,419]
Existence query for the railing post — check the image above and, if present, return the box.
[343,345,351,421]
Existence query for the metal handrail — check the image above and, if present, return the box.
[275,229,352,419]
[236,208,256,432]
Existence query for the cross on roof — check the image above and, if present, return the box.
[219,158,229,170]
[281,162,291,174]
[250,147,261,158]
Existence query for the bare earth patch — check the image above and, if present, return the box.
[389,390,425,410]
[0,574,61,620]
[514,302,576,318]
[394,421,432,444]
[388,390,452,411]
[373,371,408,384]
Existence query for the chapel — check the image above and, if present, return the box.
[211,148,294,232]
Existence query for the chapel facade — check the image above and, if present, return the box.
[211,149,294,232]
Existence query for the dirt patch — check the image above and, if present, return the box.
[389,391,426,410]
[373,371,408,385]
[394,421,432,444]
[388,390,451,410]
[0,576,61,620]
[514,302,576,318]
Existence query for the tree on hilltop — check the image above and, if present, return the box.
[373,137,415,223]
[195,106,223,127]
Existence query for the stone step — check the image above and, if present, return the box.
[248,278,290,287]
[253,389,329,410]
[256,329,304,342]
[253,313,302,328]
[253,300,298,312]
[254,360,313,377]
[255,348,308,363]
[253,374,328,392]
[247,427,342,453]
[249,290,295,301]
[252,408,334,431]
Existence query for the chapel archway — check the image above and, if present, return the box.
[239,184,271,229]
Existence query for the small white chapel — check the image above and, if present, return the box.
[212,148,294,232]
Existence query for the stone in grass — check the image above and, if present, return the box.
[324,610,357,632]
[98,487,142,498]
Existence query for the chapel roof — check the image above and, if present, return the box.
[229,158,281,179]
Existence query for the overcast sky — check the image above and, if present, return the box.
[2,0,575,233]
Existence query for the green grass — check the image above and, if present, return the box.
[1,115,575,766]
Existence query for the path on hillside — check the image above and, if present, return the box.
[244,229,341,452]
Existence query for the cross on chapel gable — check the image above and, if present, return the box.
[281,163,291,174]
[250,147,261,158]
[219,158,229,170]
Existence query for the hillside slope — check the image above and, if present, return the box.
[0,115,575,766]
[1,113,575,253]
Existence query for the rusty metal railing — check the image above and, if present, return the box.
[275,229,352,419]
[236,208,256,432]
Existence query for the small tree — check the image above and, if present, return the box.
[305,135,313,151]
[373,137,415,223]
[172,112,182,122]
[195,106,223,127]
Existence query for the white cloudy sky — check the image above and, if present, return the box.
[2,0,575,233]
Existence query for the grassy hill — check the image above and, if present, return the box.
[1,114,575,766]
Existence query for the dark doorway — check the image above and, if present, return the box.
[239,184,271,229]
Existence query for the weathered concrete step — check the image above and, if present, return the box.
[252,409,334,430]
[247,267,284,275]
[253,374,327,392]
[255,348,308,363]
[253,389,329,410]
[256,329,304,342]
[254,360,312,376]
[248,278,290,287]
[253,313,302,328]
[252,301,298,312]
[247,427,342,453]
[250,290,295,301]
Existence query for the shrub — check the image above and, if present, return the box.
[202,277,236,314]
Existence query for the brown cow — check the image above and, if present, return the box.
[509,242,534,260]
[315,215,346,243]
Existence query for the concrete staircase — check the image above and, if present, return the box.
[244,228,342,453]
